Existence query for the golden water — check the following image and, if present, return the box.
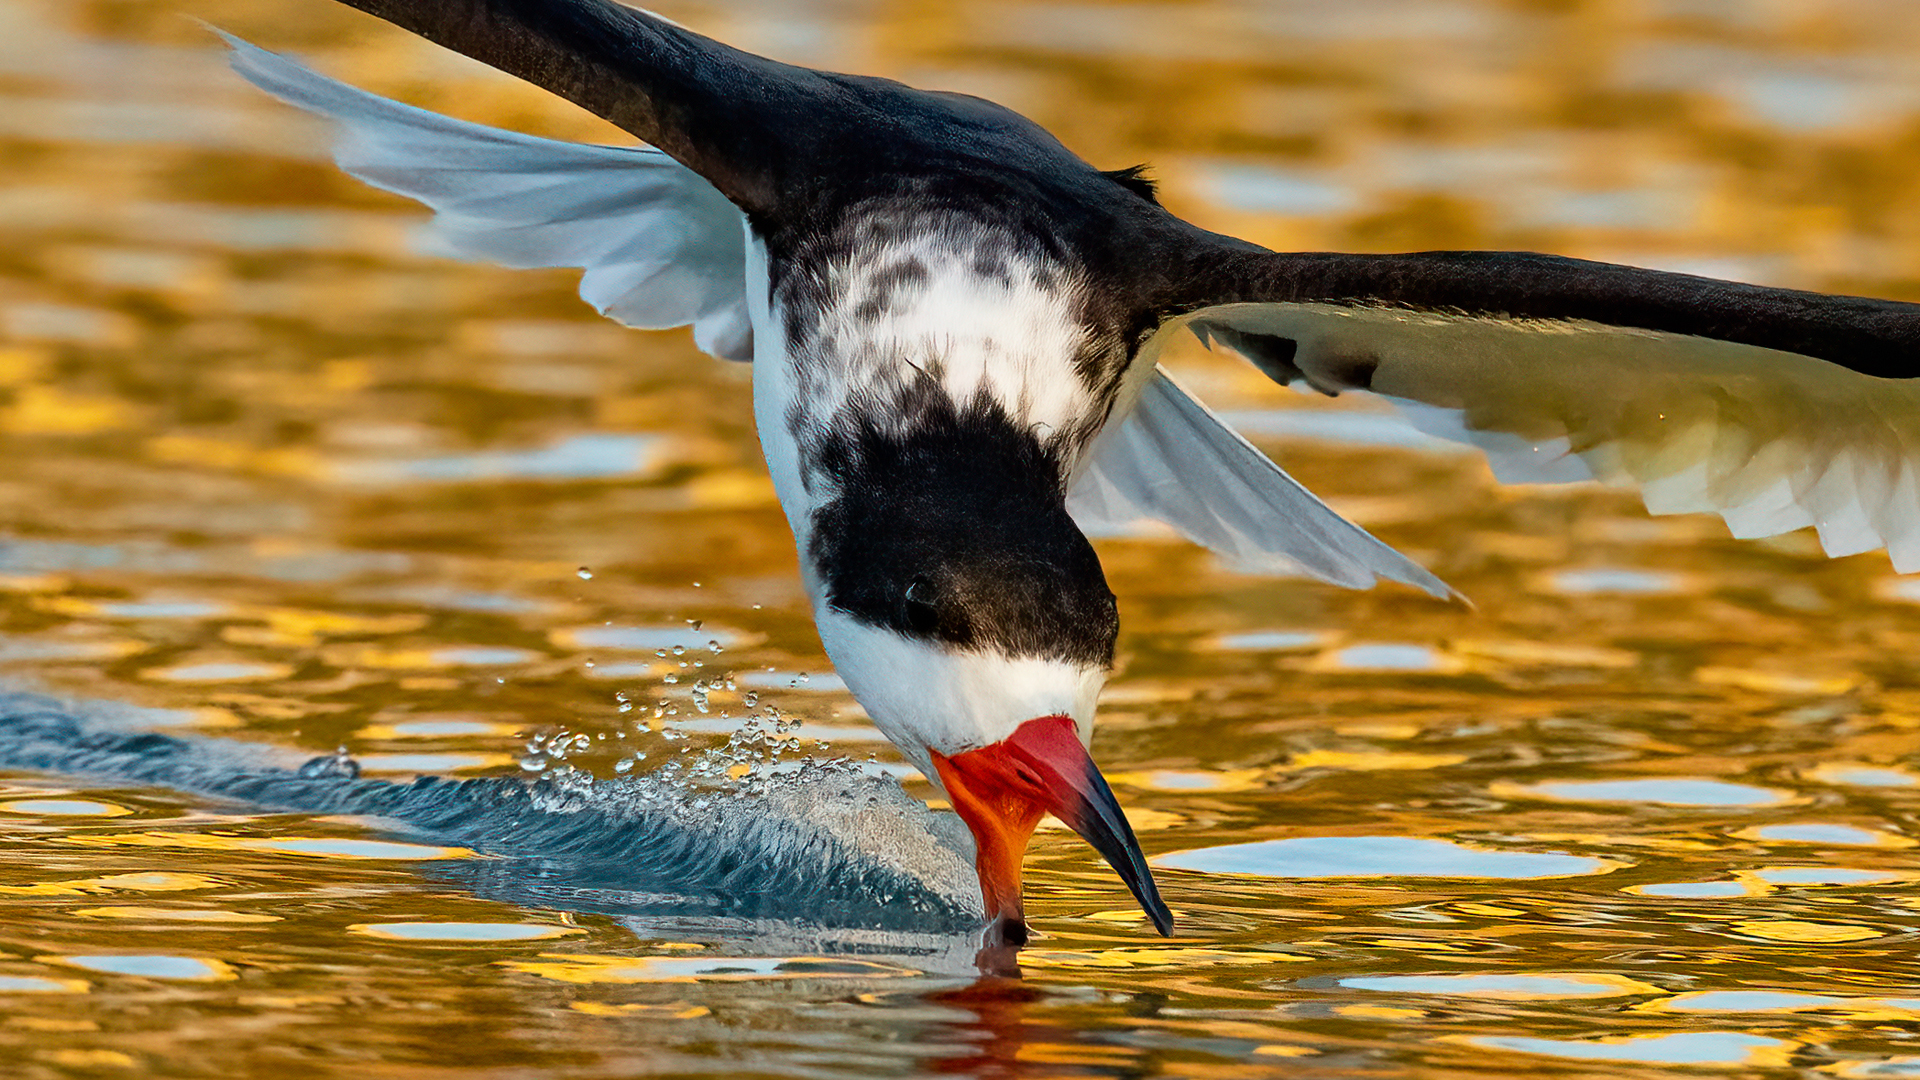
[3,0,1920,1075]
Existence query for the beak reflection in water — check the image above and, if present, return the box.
[931,715,1172,956]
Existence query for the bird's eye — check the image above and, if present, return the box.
[902,577,940,635]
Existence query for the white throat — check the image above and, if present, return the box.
[813,607,1105,775]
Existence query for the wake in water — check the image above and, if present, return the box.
[0,690,990,966]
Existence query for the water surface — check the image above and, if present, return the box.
[4,0,1920,1075]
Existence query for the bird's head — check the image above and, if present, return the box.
[806,401,1172,946]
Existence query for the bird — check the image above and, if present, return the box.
[218,0,1920,959]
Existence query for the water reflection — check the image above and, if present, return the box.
[2,0,1920,1073]
[1737,823,1913,847]
[71,906,280,923]
[349,921,582,941]
[1462,1031,1791,1067]
[503,954,924,984]
[47,955,235,981]
[1542,568,1690,595]
[1629,881,1762,899]
[920,981,1138,1078]
[1808,763,1920,789]
[0,798,127,816]
[1653,991,1920,1017]
[1155,836,1619,879]
[1502,778,1791,807]
[1313,642,1460,673]
[1338,972,1659,999]
[0,976,88,994]
[331,432,668,485]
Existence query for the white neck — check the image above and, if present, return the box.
[813,607,1104,773]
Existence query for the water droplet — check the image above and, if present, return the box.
[298,746,361,780]
[520,756,548,772]
[663,674,679,685]
[577,567,593,580]
[708,639,724,654]
[614,758,635,774]
[692,582,701,589]
[618,702,634,713]
[743,692,760,707]
[687,619,704,631]
[583,658,595,669]
[672,645,686,656]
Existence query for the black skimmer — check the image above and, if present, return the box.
[220,0,1920,955]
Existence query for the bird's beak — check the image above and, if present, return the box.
[929,715,1173,944]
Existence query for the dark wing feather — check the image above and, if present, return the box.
[1170,249,1920,378]
[1161,247,1920,571]
[322,0,1100,224]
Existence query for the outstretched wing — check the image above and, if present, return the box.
[1163,249,1920,572]
[223,32,753,360]
[1068,369,1457,599]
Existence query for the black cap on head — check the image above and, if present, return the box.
[809,391,1118,668]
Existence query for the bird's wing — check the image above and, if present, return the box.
[222,32,753,361]
[1164,249,1920,571]
[1068,367,1457,598]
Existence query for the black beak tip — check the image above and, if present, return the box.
[1145,896,1174,937]
[1072,759,1178,937]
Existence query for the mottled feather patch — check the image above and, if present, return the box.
[852,257,930,322]
[777,204,1122,490]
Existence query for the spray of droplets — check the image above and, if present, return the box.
[520,628,858,800]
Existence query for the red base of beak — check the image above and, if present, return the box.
[931,716,1172,941]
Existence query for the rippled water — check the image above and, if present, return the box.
[5,0,1920,1075]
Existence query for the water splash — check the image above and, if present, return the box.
[0,691,982,934]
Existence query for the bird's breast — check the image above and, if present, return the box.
[771,208,1131,492]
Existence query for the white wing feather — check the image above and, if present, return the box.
[221,32,753,361]
[1068,368,1457,599]
[1190,301,1920,572]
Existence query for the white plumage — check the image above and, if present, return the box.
[222,31,754,361]
[1190,301,1920,572]
[782,220,1097,451]
[813,608,1103,771]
